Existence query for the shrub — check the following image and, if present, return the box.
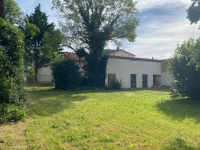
[0,18,27,123]
[169,38,200,99]
[52,60,81,90]
[111,79,124,90]
[0,104,26,124]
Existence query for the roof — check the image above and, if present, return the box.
[62,52,85,61]
[110,55,161,62]
[105,49,136,57]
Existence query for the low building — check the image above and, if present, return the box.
[37,49,174,88]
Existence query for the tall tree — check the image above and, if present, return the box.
[53,0,139,86]
[4,0,23,25]
[23,4,63,80]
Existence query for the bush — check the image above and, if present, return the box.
[111,79,124,90]
[0,18,27,123]
[52,60,81,90]
[169,38,200,99]
[0,104,26,124]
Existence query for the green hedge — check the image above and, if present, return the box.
[0,18,27,123]
[52,60,81,90]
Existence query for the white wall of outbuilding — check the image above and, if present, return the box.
[106,58,173,88]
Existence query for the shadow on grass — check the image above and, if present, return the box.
[163,138,199,150]
[27,88,88,117]
[156,98,200,123]
[26,86,171,117]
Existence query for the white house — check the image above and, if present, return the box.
[37,49,174,88]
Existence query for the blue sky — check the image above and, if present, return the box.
[15,0,200,59]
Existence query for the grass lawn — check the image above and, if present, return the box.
[1,87,200,150]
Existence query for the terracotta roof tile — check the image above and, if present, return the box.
[62,52,85,61]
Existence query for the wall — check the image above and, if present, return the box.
[106,58,161,88]
[37,65,53,82]
[161,73,174,86]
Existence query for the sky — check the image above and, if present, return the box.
[15,0,200,59]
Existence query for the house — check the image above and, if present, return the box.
[37,49,174,88]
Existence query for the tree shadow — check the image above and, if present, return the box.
[162,138,199,150]
[26,88,88,117]
[156,98,200,123]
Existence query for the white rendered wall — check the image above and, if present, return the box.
[106,58,161,88]
[37,66,53,82]
[161,73,174,86]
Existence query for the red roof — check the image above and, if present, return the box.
[62,52,85,61]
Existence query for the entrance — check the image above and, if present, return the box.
[108,73,116,89]
[130,74,136,88]
[153,75,161,86]
[142,74,148,88]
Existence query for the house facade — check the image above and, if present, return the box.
[106,56,173,88]
[37,49,174,88]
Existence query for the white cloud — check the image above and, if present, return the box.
[16,0,199,60]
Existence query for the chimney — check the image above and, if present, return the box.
[0,0,5,19]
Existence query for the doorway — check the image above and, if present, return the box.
[130,74,136,88]
[108,73,116,89]
[142,74,148,88]
[153,75,161,86]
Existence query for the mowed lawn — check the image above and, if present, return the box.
[1,87,200,150]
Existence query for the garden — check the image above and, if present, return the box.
[1,86,200,150]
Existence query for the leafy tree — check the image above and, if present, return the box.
[52,60,81,90]
[169,38,200,99]
[0,18,27,123]
[22,4,63,80]
[52,0,139,86]
[4,0,24,25]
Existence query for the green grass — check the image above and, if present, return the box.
[1,87,200,150]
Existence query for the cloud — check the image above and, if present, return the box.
[16,0,199,59]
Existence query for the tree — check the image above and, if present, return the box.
[0,0,5,19]
[0,18,27,123]
[52,60,81,90]
[22,4,63,80]
[4,0,24,25]
[169,38,200,99]
[52,0,139,86]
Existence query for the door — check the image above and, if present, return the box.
[108,73,116,89]
[153,75,161,86]
[131,74,136,88]
[142,74,148,88]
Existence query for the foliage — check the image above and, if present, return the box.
[111,79,124,90]
[77,49,109,87]
[187,0,200,25]
[4,0,24,25]
[0,104,26,124]
[52,0,139,87]
[52,60,81,90]
[0,18,27,122]
[21,4,63,79]
[169,38,200,99]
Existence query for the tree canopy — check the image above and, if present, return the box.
[53,0,138,50]
[53,0,139,86]
[4,0,24,25]
[169,38,200,99]
[22,4,63,78]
